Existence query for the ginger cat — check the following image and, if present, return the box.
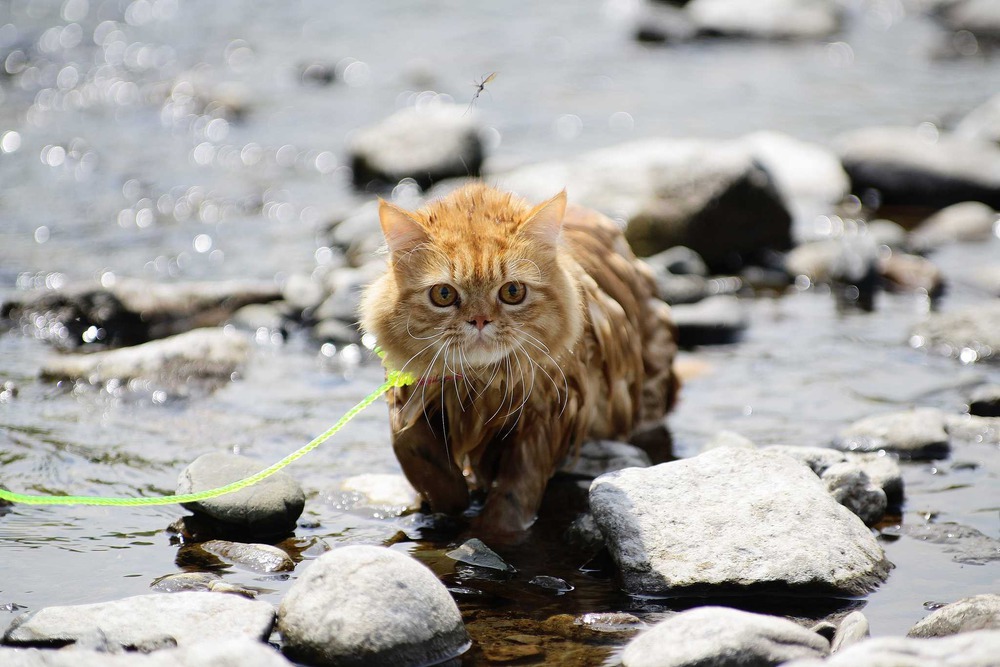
[360,183,678,533]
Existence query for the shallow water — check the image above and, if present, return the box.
[1,0,999,664]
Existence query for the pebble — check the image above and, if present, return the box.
[176,452,305,538]
[277,545,470,666]
[40,328,251,388]
[836,126,1000,210]
[528,576,574,593]
[0,639,294,667]
[446,539,516,574]
[910,201,999,251]
[911,303,1000,363]
[349,104,484,190]
[968,384,1000,417]
[669,295,748,346]
[820,463,888,527]
[833,408,950,460]
[908,594,1000,638]
[2,592,275,651]
[621,606,829,667]
[782,629,1000,667]
[830,610,870,652]
[589,448,890,596]
[561,440,652,478]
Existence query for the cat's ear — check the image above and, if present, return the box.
[520,190,567,246]
[378,199,428,255]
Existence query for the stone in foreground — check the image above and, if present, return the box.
[621,606,829,667]
[0,639,293,666]
[589,448,890,596]
[278,545,470,666]
[783,630,1000,667]
[908,594,1000,638]
[177,452,305,537]
[2,592,275,651]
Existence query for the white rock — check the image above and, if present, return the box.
[783,629,1000,667]
[0,639,293,667]
[834,408,950,460]
[908,594,1000,638]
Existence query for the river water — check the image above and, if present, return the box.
[1,0,998,664]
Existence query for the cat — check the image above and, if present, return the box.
[360,183,678,533]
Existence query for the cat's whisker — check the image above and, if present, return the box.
[516,334,570,416]
[405,313,445,341]
[509,257,543,282]
[395,335,446,415]
[506,339,537,419]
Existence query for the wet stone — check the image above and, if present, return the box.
[833,408,950,460]
[561,440,651,478]
[149,572,221,594]
[337,473,421,517]
[621,606,829,667]
[176,452,305,538]
[574,612,646,635]
[670,295,748,346]
[445,539,516,574]
[196,540,295,573]
[277,545,470,667]
[968,384,1000,417]
[1,592,275,651]
[890,521,1000,565]
[782,630,1000,667]
[0,639,295,667]
[830,610,870,652]
[908,594,1000,638]
[528,576,574,594]
[911,302,1000,364]
[821,463,888,527]
[590,448,890,596]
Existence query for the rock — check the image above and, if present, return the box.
[670,295,748,345]
[955,92,1000,146]
[652,273,712,305]
[298,61,336,86]
[277,545,470,666]
[315,263,385,323]
[910,201,999,251]
[966,265,1000,297]
[888,521,1000,565]
[40,328,251,388]
[820,463,887,526]
[445,539,516,573]
[312,319,360,345]
[782,630,1000,667]
[281,273,327,313]
[589,448,890,596]
[196,540,295,573]
[941,0,1000,41]
[878,252,944,296]
[528,576,574,593]
[946,414,1000,445]
[324,201,384,266]
[702,430,756,451]
[349,104,484,190]
[833,408,950,460]
[337,473,422,516]
[561,440,652,478]
[621,607,829,667]
[1,279,280,351]
[574,612,646,635]
[149,572,222,593]
[830,610,869,652]
[911,302,1000,363]
[228,304,286,334]
[866,219,910,250]
[784,237,879,308]
[762,446,903,506]
[497,138,792,271]
[565,513,606,553]
[687,0,841,39]
[0,639,294,667]
[836,126,1000,210]
[2,592,275,651]
[632,1,698,43]
[762,445,847,475]
[643,246,709,277]
[908,594,1000,638]
[969,384,1000,417]
[176,452,305,538]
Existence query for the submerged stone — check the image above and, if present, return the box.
[445,539,516,573]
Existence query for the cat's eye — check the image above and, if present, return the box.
[498,281,527,305]
[429,283,459,307]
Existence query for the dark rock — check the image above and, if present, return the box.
[349,104,484,190]
[621,607,829,667]
[911,201,999,251]
[908,594,1000,637]
[833,408,950,460]
[176,452,305,538]
[783,630,1000,667]
[445,539,516,573]
[0,639,294,666]
[687,0,843,40]
[278,545,470,666]
[528,576,574,593]
[589,448,890,596]
[911,302,1000,363]
[969,384,1000,417]
[955,92,1000,145]
[2,592,275,651]
[820,463,887,526]
[830,610,870,652]
[836,126,1000,210]
[670,295,748,345]
[40,328,251,388]
[561,440,651,479]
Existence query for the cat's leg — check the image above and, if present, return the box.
[391,418,470,515]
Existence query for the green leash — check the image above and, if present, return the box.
[0,366,416,507]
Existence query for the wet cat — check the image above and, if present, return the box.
[360,183,678,532]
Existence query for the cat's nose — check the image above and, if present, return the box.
[468,316,492,331]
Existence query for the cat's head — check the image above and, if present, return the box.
[360,184,583,380]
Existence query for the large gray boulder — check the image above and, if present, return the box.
[911,303,1000,364]
[177,452,305,538]
[909,594,1000,638]
[783,630,1000,667]
[349,104,484,190]
[621,607,829,667]
[278,545,470,666]
[2,593,275,651]
[833,408,950,460]
[0,639,293,667]
[836,126,1000,209]
[589,448,890,596]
